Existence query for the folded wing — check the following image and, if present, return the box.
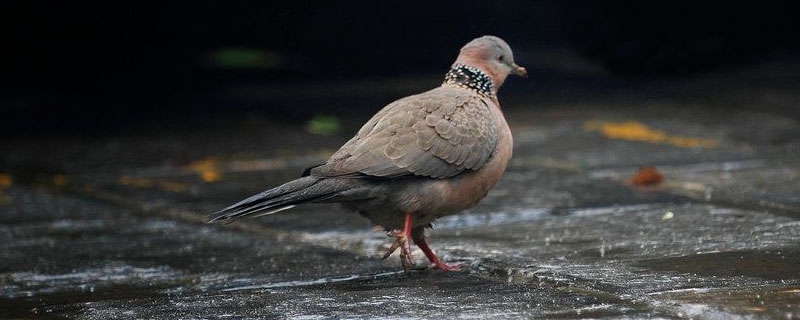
[312,87,498,179]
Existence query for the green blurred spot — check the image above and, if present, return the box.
[210,48,283,69]
[306,115,342,136]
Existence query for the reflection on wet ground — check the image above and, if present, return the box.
[2,58,800,318]
[638,249,800,281]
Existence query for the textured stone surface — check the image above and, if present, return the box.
[2,58,800,319]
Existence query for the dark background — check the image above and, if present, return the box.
[2,1,797,135]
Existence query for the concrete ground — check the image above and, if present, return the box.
[2,55,800,319]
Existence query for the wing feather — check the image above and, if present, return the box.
[312,87,498,179]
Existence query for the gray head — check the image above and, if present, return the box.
[453,35,527,89]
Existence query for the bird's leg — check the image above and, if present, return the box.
[411,227,465,271]
[382,212,415,273]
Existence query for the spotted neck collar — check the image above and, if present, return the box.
[443,64,495,98]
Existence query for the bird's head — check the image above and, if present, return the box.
[453,35,526,89]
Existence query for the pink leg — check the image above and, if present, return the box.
[382,212,415,273]
[412,227,465,271]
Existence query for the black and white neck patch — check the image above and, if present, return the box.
[442,64,495,98]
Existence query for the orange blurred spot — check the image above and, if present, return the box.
[584,121,717,148]
[200,170,221,183]
[0,173,12,188]
[53,174,68,187]
[630,166,664,187]
[189,158,222,183]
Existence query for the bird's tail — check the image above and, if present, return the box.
[208,176,345,223]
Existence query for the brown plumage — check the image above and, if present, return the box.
[209,35,526,273]
[314,87,497,179]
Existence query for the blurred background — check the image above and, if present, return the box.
[2,1,798,135]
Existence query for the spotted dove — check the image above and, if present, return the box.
[209,35,526,272]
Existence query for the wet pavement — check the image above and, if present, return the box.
[2,56,800,319]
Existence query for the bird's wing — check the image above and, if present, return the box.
[312,86,499,179]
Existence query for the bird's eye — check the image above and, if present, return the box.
[498,55,505,61]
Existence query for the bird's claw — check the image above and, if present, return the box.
[383,230,415,273]
[430,261,466,271]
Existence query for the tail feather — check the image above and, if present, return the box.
[208,176,343,223]
[249,205,296,218]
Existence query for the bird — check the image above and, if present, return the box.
[209,35,526,273]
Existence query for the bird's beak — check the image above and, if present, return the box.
[511,63,527,78]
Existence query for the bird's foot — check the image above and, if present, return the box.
[412,228,465,272]
[381,213,416,273]
[431,261,466,271]
[382,230,414,272]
